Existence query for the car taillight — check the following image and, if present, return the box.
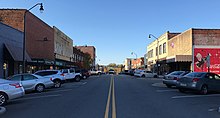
[60,73,65,76]
[9,83,22,88]
[50,78,53,81]
[192,78,199,82]
[173,77,178,80]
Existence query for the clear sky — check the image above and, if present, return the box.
[1,0,220,65]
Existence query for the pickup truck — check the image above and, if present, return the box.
[89,69,102,75]
[61,68,81,82]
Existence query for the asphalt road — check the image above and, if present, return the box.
[1,74,220,118]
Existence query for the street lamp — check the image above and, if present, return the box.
[149,34,159,76]
[131,52,137,69]
[22,3,44,73]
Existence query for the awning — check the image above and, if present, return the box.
[167,55,192,63]
[4,43,32,62]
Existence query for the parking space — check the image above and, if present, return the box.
[151,80,220,114]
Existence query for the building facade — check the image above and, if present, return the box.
[147,32,180,74]
[147,28,220,75]
[124,58,132,70]
[0,22,31,78]
[131,57,144,69]
[76,46,96,68]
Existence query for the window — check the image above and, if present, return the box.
[163,42,166,53]
[23,75,37,81]
[10,75,22,81]
[155,47,158,56]
[147,49,153,58]
[159,45,162,55]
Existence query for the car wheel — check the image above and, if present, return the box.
[178,88,186,93]
[153,75,158,78]
[54,80,61,88]
[166,84,172,88]
[83,75,87,79]
[35,84,45,93]
[0,93,7,106]
[141,75,145,77]
[75,76,81,82]
[200,85,208,95]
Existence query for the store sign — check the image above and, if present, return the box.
[194,48,220,74]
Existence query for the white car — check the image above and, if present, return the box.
[34,70,65,88]
[8,73,54,92]
[0,79,25,106]
[61,68,81,82]
[134,70,157,78]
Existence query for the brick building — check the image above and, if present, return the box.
[131,57,144,69]
[0,9,55,72]
[0,22,31,78]
[147,28,220,74]
[76,46,96,68]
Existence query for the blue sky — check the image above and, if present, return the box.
[1,0,220,65]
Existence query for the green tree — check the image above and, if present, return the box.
[83,53,92,69]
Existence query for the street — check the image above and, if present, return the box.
[1,74,220,118]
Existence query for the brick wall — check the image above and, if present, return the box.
[193,29,220,46]
[0,9,25,32]
[0,9,54,60]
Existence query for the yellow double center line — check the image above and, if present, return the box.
[104,75,116,118]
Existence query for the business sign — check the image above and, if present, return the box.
[194,48,220,74]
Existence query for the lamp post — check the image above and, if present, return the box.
[149,34,159,76]
[131,52,137,69]
[22,3,44,73]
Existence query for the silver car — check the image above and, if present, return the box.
[177,72,220,95]
[8,73,54,93]
[163,71,190,88]
[0,79,25,106]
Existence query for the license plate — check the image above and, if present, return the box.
[180,83,187,87]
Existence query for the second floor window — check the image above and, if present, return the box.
[163,42,166,53]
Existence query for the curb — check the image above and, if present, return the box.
[0,107,6,114]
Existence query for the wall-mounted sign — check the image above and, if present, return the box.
[193,48,220,74]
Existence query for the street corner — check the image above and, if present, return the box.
[0,107,6,114]
[152,82,166,88]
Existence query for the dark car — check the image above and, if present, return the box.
[80,69,90,79]
[163,71,190,88]
[176,72,220,95]
[108,69,115,74]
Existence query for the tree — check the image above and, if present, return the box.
[83,53,92,69]
[107,63,117,68]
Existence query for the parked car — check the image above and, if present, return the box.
[80,69,90,79]
[0,79,25,106]
[34,70,65,88]
[163,71,190,88]
[8,73,54,92]
[108,69,115,74]
[89,69,102,75]
[127,69,135,76]
[134,70,157,78]
[176,72,220,95]
[60,68,81,82]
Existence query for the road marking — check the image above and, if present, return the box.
[14,94,61,101]
[104,76,113,118]
[112,75,116,118]
[172,94,220,99]
[104,75,117,118]
[156,89,177,92]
